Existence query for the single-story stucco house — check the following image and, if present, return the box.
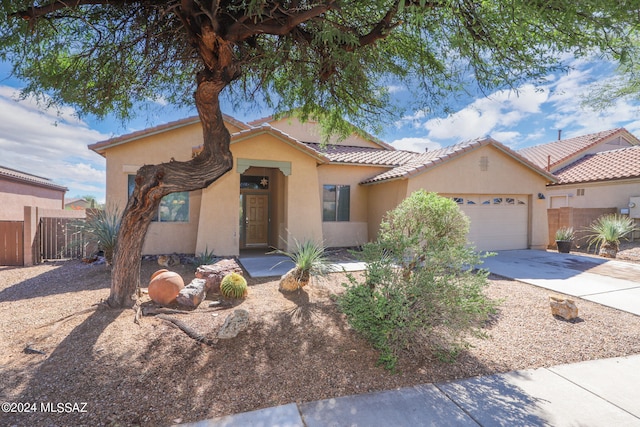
[88,115,556,256]
[518,128,640,243]
[0,165,67,221]
[0,165,68,265]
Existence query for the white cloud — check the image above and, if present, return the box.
[419,84,549,142]
[389,137,441,152]
[544,66,640,138]
[391,58,640,148]
[0,85,108,201]
[386,85,404,94]
[491,131,520,144]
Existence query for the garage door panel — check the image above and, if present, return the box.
[455,195,528,251]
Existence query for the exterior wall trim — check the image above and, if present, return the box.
[237,158,292,176]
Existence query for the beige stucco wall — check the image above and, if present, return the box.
[316,164,389,247]
[103,121,206,255]
[366,179,409,242]
[0,179,65,220]
[406,145,550,249]
[547,179,640,210]
[266,117,381,148]
[196,132,324,256]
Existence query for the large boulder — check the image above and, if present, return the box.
[148,270,184,305]
[196,258,244,293]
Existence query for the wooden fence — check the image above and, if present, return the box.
[0,207,88,266]
[0,221,24,266]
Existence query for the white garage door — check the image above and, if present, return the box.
[451,195,529,251]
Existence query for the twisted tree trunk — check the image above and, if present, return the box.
[107,71,234,308]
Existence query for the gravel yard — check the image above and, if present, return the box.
[1,256,640,426]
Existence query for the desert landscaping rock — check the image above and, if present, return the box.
[217,309,250,339]
[550,294,579,320]
[196,258,243,293]
[176,278,207,308]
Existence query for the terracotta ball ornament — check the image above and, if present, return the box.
[148,270,184,305]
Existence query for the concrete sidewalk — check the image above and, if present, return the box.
[178,354,640,426]
[480,250,640,316]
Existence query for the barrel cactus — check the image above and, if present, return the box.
[220,272,248,299]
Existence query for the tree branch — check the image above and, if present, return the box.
[10,0,126,21]
[225,3,336,42]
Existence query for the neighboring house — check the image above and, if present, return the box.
[0,165,67,220]
[89,115,555,256]
[65,197,92,210]
[518,128,640,243]
[0,165,68,266]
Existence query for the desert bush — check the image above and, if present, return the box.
[338,191,496,371]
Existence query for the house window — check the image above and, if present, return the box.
[577,189,585,196]
[323,185,350,221]
[128,175,189,222]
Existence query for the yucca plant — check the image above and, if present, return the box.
[78,206,122,265]
[585,214,637,258]
[272,238,330,291]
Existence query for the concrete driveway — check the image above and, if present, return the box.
[480,249,640,316]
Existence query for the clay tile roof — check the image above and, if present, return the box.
[89,114,249,154]
[302,142,418,166]
[0,165,67,191]
[518,128,635,170]
[552,145,640,184]
[361,137,556,184]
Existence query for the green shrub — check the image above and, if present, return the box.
[337,191,496,371]
[220,272,248,299]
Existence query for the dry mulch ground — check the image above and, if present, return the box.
[1,252,640,427]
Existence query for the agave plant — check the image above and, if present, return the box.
[272,239,330,291]
[585,214,637,258]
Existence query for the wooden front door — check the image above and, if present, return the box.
[245,194,269,246]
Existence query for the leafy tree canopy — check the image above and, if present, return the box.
[2,0,638,308]
[1,1,637,135]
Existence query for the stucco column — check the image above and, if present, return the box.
[23,206,38,266]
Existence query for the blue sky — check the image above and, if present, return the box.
[0,57,638,204]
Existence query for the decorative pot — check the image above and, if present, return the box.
[556,240,572,253]
[148,271,184,305]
